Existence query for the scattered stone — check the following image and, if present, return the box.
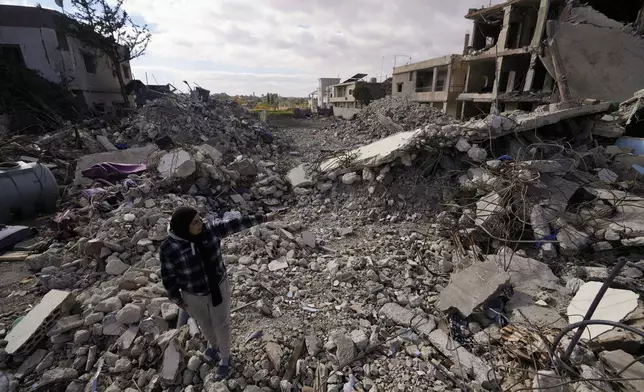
[600,350,644,392]
[116,303,143,325]
[265,342,283,371]
[379,303,414,326]
[350,329,368,351]
[106,256,130,275]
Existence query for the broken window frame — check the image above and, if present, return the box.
[82,52,97,74]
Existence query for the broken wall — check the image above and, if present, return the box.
[553,5,644,102]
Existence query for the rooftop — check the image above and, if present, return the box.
[0,4,65,29]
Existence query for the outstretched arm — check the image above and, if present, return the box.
[208,214,268,238]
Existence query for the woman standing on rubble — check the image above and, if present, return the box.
[159,206,272,381]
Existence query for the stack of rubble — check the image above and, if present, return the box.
[283,93,644,390]
[318,96,460,146]
[115,96,275,158]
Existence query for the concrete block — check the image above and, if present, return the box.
[286,164,313,188]
[437,259,510,317]
[6,290,74,355]
[600,349,644,392]
[428,329,492,383]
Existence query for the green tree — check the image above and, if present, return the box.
[63,0,151,107]
[353,82,373,107]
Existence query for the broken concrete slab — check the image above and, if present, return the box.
[567,281,639,340]
[600,349,644,392]
[301,231,316,248]
[160,338,183,384]
[531,370,564,392]
[437,259,510,317]
[265,342,283,371]
[16,349,47,379]
[428,329,492,383]
[489,251,568,327]
[268,258,288,272]
[475,192,504,230]
[320,129,424,173]
[158,149,196,178]
[106,256,130,275]
[530,205,557,258]
[74,144,157,185]
[194,144,223,165]
[6,290,74,355]
[96,135,118,151]
[287,164,313,188]
[556,220,591,256]
[379,303,415,326]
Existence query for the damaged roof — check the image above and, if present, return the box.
[465,0,563,20]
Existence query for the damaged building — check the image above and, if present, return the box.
[0,4,133,110]
[391,54,467,117]
[330,74,386,119]
[458,0,644,118]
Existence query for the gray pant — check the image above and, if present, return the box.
[181,277,232,359]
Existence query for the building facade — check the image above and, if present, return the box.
[456,0,644,119]
[317,77,340,109]
[329,74,385,119]
[0,5,132,110]
[391,54,467,117]
[457,0,558,118]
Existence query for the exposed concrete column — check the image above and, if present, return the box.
[492,57,504,100]
[496,5,513,51]
[546,20,571,102]
[523,53,538,92]
[543,72,554,93]
[531,0,550,48]
[431,67,438,92]
[446,61,453,93]
[463,33,470,55]
[463,62,472,94]
[506,70,516,93]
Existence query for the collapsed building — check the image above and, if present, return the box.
[391,55,467,117]
[457,0,644,118]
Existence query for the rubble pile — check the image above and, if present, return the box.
[115,96,275,159]
[281,93,644,390]
[320,96,459,144]
[6,83,644,391]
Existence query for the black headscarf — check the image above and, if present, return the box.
[170,206,223,306]
[170,206,199,241]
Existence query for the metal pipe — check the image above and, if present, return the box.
[561,257,628,361]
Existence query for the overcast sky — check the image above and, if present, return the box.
[2,0,494,96]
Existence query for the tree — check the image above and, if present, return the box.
[63,0,151,107]
[353,83,373,107]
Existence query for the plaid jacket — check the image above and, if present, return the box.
[159,214,266,304]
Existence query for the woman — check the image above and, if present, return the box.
[159,206,270,381]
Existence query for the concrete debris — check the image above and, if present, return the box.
[287,164,313,188]
[437,260,510,317]
[7,48,644,392]
[158,149,196,178]
[531,370,564,392]
[567,282,639,340]
[378,303,415,327]
[600,350,644,392]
